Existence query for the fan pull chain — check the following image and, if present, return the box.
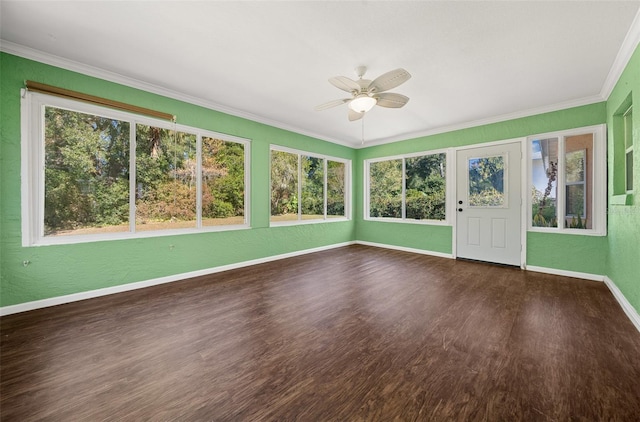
[361,115,365,145]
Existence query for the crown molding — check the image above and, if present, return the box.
[2,17,637,151]
[357,94,605,149]
[600,7,640,100]
[0,40,352,148]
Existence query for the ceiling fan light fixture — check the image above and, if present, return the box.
[349,95,377,113]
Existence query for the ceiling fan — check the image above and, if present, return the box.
[315,66,411,121]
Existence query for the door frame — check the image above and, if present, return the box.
[452,137,528,269]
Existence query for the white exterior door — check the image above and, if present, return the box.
[456,142,522,266]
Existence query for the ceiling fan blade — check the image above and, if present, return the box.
[375,92,409,108]
[329,76,361,93]
[348,108,364,122]
[368,68,411,93]
[315,98,350,111]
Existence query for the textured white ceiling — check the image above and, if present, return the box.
[1,1,639,147]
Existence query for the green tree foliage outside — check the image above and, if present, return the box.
[369,154,446,220]
[406,154,446,220]
[271,150,299,217]
[270,150,346,219]
[301,156,324,217]
[468,156,504,207]
[44,107,245,236]
[369,159,402,218]
[45,107,130,235]
[202,137,245,222]
[327,161,345,216]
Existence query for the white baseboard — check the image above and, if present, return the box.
[0,241,356,316]
[355,240,454,259]
[604,276,640,333]
[525,265,605,282]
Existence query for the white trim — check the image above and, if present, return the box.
[0,241,356,316]
[520,138,528,269]
[364,148,450,225]
[268,145,352,225]
[453,138,526,267]
[0,40,352,148]
[355,240,454,259]
[269,217,350,227]
[3,38,633,150]
[604,276,640,333]
[357,95,604,148]
[21,91,251,247]
[525,265,604,282]
[600,7,640,100]
[527,124,607,236]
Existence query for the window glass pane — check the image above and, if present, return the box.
[271,150,299,222]
[624,108,633,149]
[468,156,504,207]
[405,153,446,220]
[565,150,585,183]
[202,137,245,227]
[327,161,345,218]
[627,150,634,191]
[566,184,585,216]
[369,159,402,218]
[301,156,325,220]
[625,107,633,192]
[135,125,197,231]
[531,138,558,227]
[44,106,130,237]
[565,134,593,229]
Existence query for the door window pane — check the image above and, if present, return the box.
[44,107,130,237]
[369,159,402,218]
[468,156,505,207]
[405,153,446,220]
[135,125,197,231]
[531,138,558,227]
[301,156,324,220]
[202,137,245,227]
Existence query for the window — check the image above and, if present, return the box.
[528,124,606,235]
[612,96,633,204]
[624,105,633,192]
[22,91,249,246]
[270,146,349,224]
[366,151,448,223]
[468,156,505,207]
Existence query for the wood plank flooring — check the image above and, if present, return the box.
[1,245,639,421]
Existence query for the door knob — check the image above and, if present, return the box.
[458,208,463,212]
[458,200,463,204]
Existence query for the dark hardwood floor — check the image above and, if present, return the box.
[2,245,639,421]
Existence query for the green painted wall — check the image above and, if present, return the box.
[606,44,640,314]
[0,53,356,307]
[355,103,607,274]
[3,48,637,312]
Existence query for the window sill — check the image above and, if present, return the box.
[25,224,251,247]
[269,217,350,227]
[364,217,450,226]
[611,194,634,206]
[527,227,606,237]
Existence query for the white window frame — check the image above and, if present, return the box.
[269,145,351,226]
[526,124,607,236]
[21,90,251,247]
[364,148,453,225]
